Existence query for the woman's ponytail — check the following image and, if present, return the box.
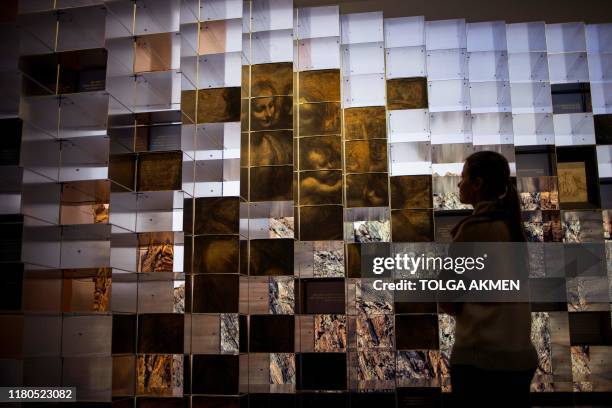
[500,179,527,242]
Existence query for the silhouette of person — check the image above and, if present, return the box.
[440,150,538,408]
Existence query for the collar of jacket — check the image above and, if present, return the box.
[472,199,502,215]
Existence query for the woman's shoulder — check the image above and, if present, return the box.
[453,215,512,242]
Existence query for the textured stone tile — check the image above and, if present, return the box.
[270,353,295,384]
[314,241,344,277]
[269,217,294,238]
[314,314,347,352]
[356,314,394,350]
[220,313,239,354]
[269,277,294,314]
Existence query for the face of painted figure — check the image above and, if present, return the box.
[252,89,276,129]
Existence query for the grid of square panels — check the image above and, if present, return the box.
[1,1,612,406]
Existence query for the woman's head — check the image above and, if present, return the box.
[459,150,526,241]
[459,150,511,206]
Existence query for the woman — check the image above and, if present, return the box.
[444,150,538,407]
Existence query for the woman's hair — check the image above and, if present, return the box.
[464,150,526,242]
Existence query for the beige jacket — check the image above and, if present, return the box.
[446,200,539,371]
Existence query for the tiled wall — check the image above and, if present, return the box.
[0,0,611,406]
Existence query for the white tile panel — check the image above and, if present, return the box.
[548,52,589,84]
[342,74,386,108]
[198,52,242,88]
[512,113,554,146]
[386,46,427,79]
[251,29,293,64]
[506,22,547,53]
[201,0,243,21]
[429,111,472,144]
[297,37,340,70]
[426,49,468,80]
[389,141,432,176]
[587,53,612,82]
[510,82,553,114]
[385,46,426,78]
[427,80,470,112]
[384,16,425,48]
[471,112,514,145]
[586,23,612,53]
[341,12,384,44]
[251,0,293,32]
[388,109,430,143]
[553,112,596,146]
[469,81,512,113]
[468,51,509,82]
[466,21,507,52]
[296,5,340,39]
[546,22,587,53]
[597,145,612,178]
[507,52,549,82]
[591,81,612,114]
[342,42,385,75]
[426,19,466,51]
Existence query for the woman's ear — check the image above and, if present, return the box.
[472,176,484,192]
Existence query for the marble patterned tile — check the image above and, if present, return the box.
[603,210,612,240]
[173,281,185,314]
[138,243,174,272]
[531,312,553,387]
[95,203,109,223]
[528,244,546,278]
[269,217,294,238]
[314,314,347,352]
[220,313,239,354]
[352,351,395,382]
[396,350,442,387]
[523,211,543,242]
[354,220,391,243]
[270,353,295,384]
[520,192,541,211]
[314,241,344,277]
[438,313,455,392]
[269,277,295,314]
[562,211,604,243]
[571,346,592,392]
[172,355,183,393]
[93,268,111,312]
[541,191,559,210]
[543,212,563,242]
[355,280,393,315]
[356,314,394,350]
[567,277,610,312]
[137,354,182,396]
[433,192,472,211]
[392,244,443,279]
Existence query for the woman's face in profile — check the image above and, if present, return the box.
[253,90,276,128]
